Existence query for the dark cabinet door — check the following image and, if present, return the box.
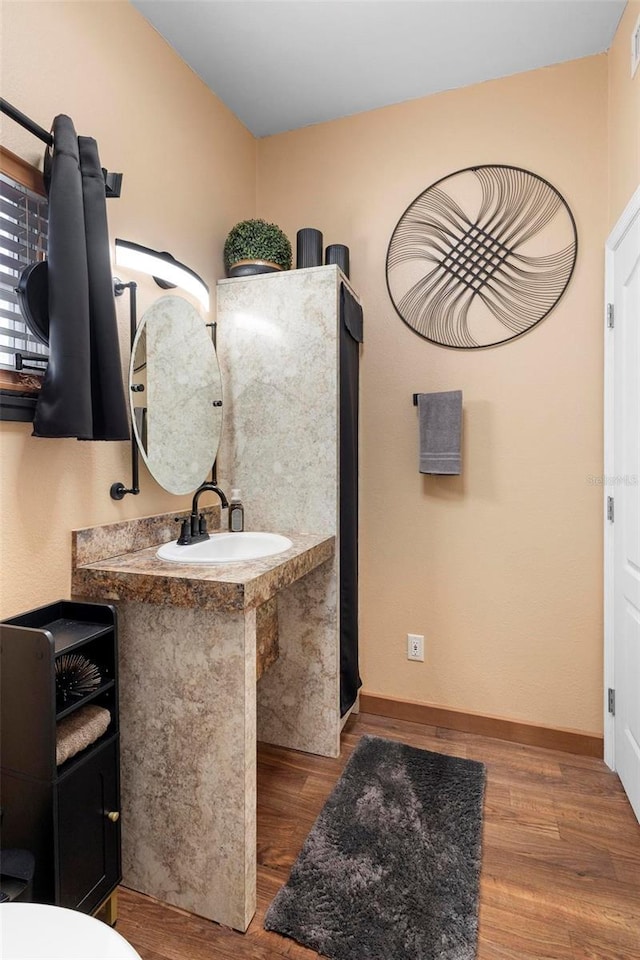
[56,738,121,913]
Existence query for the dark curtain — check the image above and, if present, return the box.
[33,115,129,440]
[340,283,363,716]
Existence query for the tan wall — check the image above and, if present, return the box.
[257,56,608,733]
[0,7,617,734]
[0,1,256,618]
[608,0,640,228]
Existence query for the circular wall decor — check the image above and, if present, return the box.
[386,165,577,348]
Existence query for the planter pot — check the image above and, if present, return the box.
[228,259,284,278]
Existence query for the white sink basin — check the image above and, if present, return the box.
[156,531,293,564]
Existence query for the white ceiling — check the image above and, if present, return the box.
[131,0,626,137]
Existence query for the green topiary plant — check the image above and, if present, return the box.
[224,219,292,274]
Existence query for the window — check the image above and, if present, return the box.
[0,147,48,420]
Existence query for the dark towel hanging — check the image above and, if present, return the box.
[78,135,129,440]
[33,115,129,440]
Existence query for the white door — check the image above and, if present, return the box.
[606,190,640,821]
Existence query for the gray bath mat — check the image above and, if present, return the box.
[264,734,485,960]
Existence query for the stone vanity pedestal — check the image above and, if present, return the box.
[71,509,334,932]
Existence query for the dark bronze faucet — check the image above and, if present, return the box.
[175,483,229,545]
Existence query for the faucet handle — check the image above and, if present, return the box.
[199,513,208,536]
[175,518,191,545]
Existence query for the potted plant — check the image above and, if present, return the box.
[224,219,292,278]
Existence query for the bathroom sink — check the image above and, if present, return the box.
[156,532,293,564]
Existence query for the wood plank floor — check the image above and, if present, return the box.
[117,712,640,959]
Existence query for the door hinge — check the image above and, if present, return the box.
[607,496,615,522]
[608,687,615,716]
[606,303,614,328]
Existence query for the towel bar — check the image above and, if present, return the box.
[15,352,49,373]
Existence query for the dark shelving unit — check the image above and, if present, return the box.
[0,600,122,912]
[56,679,116,721]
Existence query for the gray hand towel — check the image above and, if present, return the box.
[417,390,463,475]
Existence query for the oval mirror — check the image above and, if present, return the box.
[129,295,223,495]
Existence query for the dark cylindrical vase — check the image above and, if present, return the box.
[325,244,350,279]
[296,228,323,269]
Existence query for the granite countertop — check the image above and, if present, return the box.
[72,526,335,613]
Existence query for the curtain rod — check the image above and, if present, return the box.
[1,98,54,147]
[0,98,123,198]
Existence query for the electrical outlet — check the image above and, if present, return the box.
[407,634,424,661]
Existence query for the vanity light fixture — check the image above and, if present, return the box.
[115,239,210,311]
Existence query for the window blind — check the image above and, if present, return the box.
[0,172,49,371]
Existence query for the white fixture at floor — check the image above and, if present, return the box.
[0,903,141,959]
[156,531,293,564]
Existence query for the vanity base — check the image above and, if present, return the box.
[258,559,340,758]
[256,597,279,680]
[117,601,256,932]
[71,512,338,933]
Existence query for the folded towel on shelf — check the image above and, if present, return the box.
[417,390,463,475]
[56,704,111,766]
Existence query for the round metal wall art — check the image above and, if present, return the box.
[386,165,578,349]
